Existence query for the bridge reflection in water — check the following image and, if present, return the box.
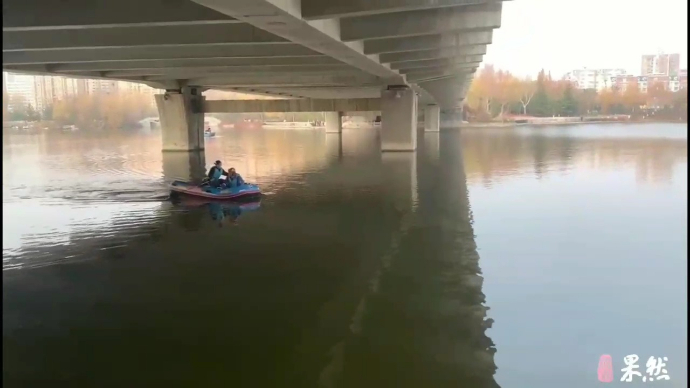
[2,129,498,387]
[292,135,498,388]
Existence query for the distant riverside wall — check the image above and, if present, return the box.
[459,115,686,129]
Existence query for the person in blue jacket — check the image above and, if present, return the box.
[206,160,226,187]
[224,167,245,188]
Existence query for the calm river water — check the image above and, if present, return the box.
[3,124,687,387]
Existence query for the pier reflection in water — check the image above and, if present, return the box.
[327,139,498,388]
[3,123,687,387]
[325,133,343,163]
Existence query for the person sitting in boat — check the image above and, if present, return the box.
[205,127,212,134]
[207,160,226,187]
[224,167,245,188]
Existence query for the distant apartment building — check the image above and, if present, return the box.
[3,71,165,116]
[641,53,681,77]
[614,75,648,92]
[115,80,161,97]
[565,68,627,91]
[79,79,160,99]
[33,75,80,111]
[613,74,687,93]
[83,79,119,94]
[71,78,132,95]
[4,72,37,112]
[39,77,161,107]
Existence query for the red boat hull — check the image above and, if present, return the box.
[170,181,261,200]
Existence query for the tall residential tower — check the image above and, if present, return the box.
[641,53,681,77]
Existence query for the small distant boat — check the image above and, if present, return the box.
[170,180,261,200]
[204,131,216,137]
[62,125,79,132]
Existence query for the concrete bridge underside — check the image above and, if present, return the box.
[3,0,503,151]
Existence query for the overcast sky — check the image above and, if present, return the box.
[483,0,688,78]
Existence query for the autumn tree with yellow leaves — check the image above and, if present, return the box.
[465,65,687,121]
[52,92,156,129]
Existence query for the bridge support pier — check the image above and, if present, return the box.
[381,86,417,152]
[424,105,440,132]
[440,109,465,128]
[162,150,207,183]
[325,111,343,133]
[155,87,205,152]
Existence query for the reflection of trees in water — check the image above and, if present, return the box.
[197,130,335,181]
[2,134,16,166]
[4,132,164,179]
[4,130,383,189]
[3,130,346,187]
[530,133,547,180]
[633,145,685,185]
[460,128,687,186]
[558,135,576,166]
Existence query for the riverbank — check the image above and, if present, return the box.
[461,119,686,129]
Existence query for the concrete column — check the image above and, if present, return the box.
[380,86,417,152]
[155,87,205,152]
[162,150,207,183]
[440,109,463,128]
[424,105,440,132]
[325,111,343,133]
[413,93,418,130]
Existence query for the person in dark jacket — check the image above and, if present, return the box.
[207,160,226,187]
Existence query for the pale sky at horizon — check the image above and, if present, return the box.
[483,0,688,78]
